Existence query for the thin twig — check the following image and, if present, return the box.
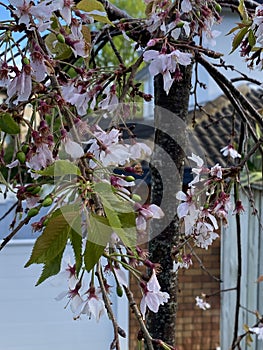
[96,262,123,350]
[0,215,32,251]
[123,286,154,350]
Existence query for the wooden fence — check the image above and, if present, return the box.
[221,185,263,349]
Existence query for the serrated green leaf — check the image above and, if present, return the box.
[25,204,81,267]
[94,182,136,247]
[230,27,249,54]
[0,113,20,134]
[45,33,72,60]
[36,160,81,177]
[84,214,112,271]
[35,251,64,286]
[69,229,82,275]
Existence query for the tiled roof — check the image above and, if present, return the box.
[187,85,263,167]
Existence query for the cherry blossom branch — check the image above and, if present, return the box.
[123,286,154,350]
[0,214,32,251]
[196,54,263,155]
[197,55,263,128]
[187,242,222,282]
[96,263,124,350]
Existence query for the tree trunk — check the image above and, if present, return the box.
[146,64,193,348]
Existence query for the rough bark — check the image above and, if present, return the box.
[146,65,193,349]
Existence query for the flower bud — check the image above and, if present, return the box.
[125,175,135,182]
[57,33,66,43]
[131,194,142,202]
[42,196,53,207]
[22,57,30,65]
[27,207,40,218]
[26,185,41,194]
[16,151,26,164]
[116,285,123,297]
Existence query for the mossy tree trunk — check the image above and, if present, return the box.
[146,64,193,348]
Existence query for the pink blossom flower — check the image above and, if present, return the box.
[140,270,170,319]
[87,127,130,167]
[195,296,211,310]
[61,129,84,160]
[9,0,31,28]
[174,253,193,271]
[220,144,241,159]
[129,141,152,160]
[26,143,54,178]
[6,65,32,104]
[30,48,48,82]
[135,203,164,233]
[181,0,192,13]
[29,0,55,31]
[143,49,192,94]
[233,200,245,215]
[98,85,119,113]
[195,221,219,249]
[54,0,74,25]
[61,83,93,116]
[51,256,78,289]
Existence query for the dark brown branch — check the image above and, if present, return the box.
[0,215,32,251]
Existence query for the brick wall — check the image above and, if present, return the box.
[129,237,221,350]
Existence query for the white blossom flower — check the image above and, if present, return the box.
[220,145,241,159]
[140,270,170,319]
[129,141,152,160]
[176,188,197,219]
[249,324,263,340]
[51,256,78,289]
[181,0,192,13]
[195,221,219,249]
[195,296,211,310]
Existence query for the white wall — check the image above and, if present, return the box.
[0,240,129,350]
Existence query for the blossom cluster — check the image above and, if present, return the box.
[176,150,243,251]
[142,0,222,93]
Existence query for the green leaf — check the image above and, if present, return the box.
[84,214,112,272]
[238,0,248,21]
[248,29,256,48]
[36,160,81,177]
[45,33,72,60]
[94,182,136,247]
[69,229,82,275]
[230,26,249,53]
[25,204,81,267]
[0,113,20,134]
[0,171,15,192]
[35,251,64,286]
[76,0,113,25]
